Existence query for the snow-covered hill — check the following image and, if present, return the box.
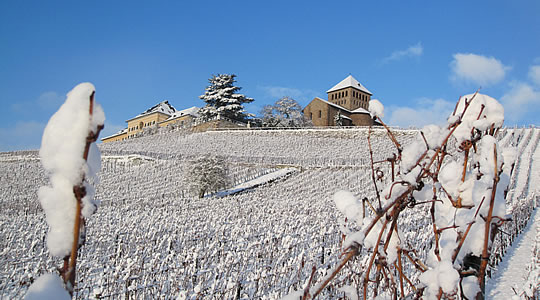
[0,127,537,299]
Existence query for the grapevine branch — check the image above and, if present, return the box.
[62,91,104,295]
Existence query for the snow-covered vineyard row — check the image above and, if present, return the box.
[0,127,538,299]
[99,128,419,167]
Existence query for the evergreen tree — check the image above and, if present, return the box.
[198,74,254,122]
[334,111,344,126]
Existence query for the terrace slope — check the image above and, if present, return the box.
[0,127,538,299]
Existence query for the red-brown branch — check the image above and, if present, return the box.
[64,91,103,295]
[477,144,499,298]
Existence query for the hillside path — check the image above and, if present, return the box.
[486,209,538,299]
[486,132,539,299]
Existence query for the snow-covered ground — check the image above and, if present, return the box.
[487,129,540,299]
[487,208,539,299]
[0,127,537,299]
[215,167,297,197]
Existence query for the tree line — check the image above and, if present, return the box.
[198,73,310,128]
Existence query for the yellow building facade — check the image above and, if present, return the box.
[101,101,200,143]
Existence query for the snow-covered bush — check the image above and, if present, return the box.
[185,155,229,198]
[302,93,512,299]
[28,83,104,296]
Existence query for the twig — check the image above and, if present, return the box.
[368,126,382,209]
[375,116,403,156]
[452,197,484,263]
[363,207,393,299]
[310,248,358,299]
[64,91,104,295]
[477,144,500,297]
[301,266,316,300]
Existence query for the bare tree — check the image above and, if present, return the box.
[261,96,309,127]
[185,155,229,198]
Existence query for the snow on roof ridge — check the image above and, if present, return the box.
[141,100,176,115]
[314,97,370,115]
[352,107,370,114]
[326,75,372,95]
[314,97,351,113]
[101,128,127,139]
[166,106,200,120]
[127,100,177,121]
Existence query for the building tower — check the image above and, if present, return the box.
[327,75,372,111]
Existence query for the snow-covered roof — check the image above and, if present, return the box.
[314,97,349,112]
[163,106,200,121]
[326,75,372,95]
[127,100,177,121]
[101,128,127,140]
[351,107,370,114]
[312,97,370,115]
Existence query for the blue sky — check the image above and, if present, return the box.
[1,0,539,151]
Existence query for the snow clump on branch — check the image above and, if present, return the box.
[38,83,105,257]
[368,99,384,118]
[330,92,512,299]
[25,273,70,300]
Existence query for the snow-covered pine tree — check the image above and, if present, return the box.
[198,74,254,122]
[333,111,344,126]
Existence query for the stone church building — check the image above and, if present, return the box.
[303,75,377,126]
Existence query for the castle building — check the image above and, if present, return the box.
[303,75,377,126]
[101,101,200,143]
[102,75,378,143]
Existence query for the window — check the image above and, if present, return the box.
[310,112,313,120]
[345,91,348,97]
[318,110,322,118]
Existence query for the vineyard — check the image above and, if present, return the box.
[0,126,538,299]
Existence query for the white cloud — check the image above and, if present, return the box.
[11,91,63,113]
[259,85,319,104]
[500,81,540,123]
[386,98,455,128]
[528,65,540,86]
[37,91,63,110]
[450,53,510,86]
[0,121,45,151]
[383,42,423,63]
